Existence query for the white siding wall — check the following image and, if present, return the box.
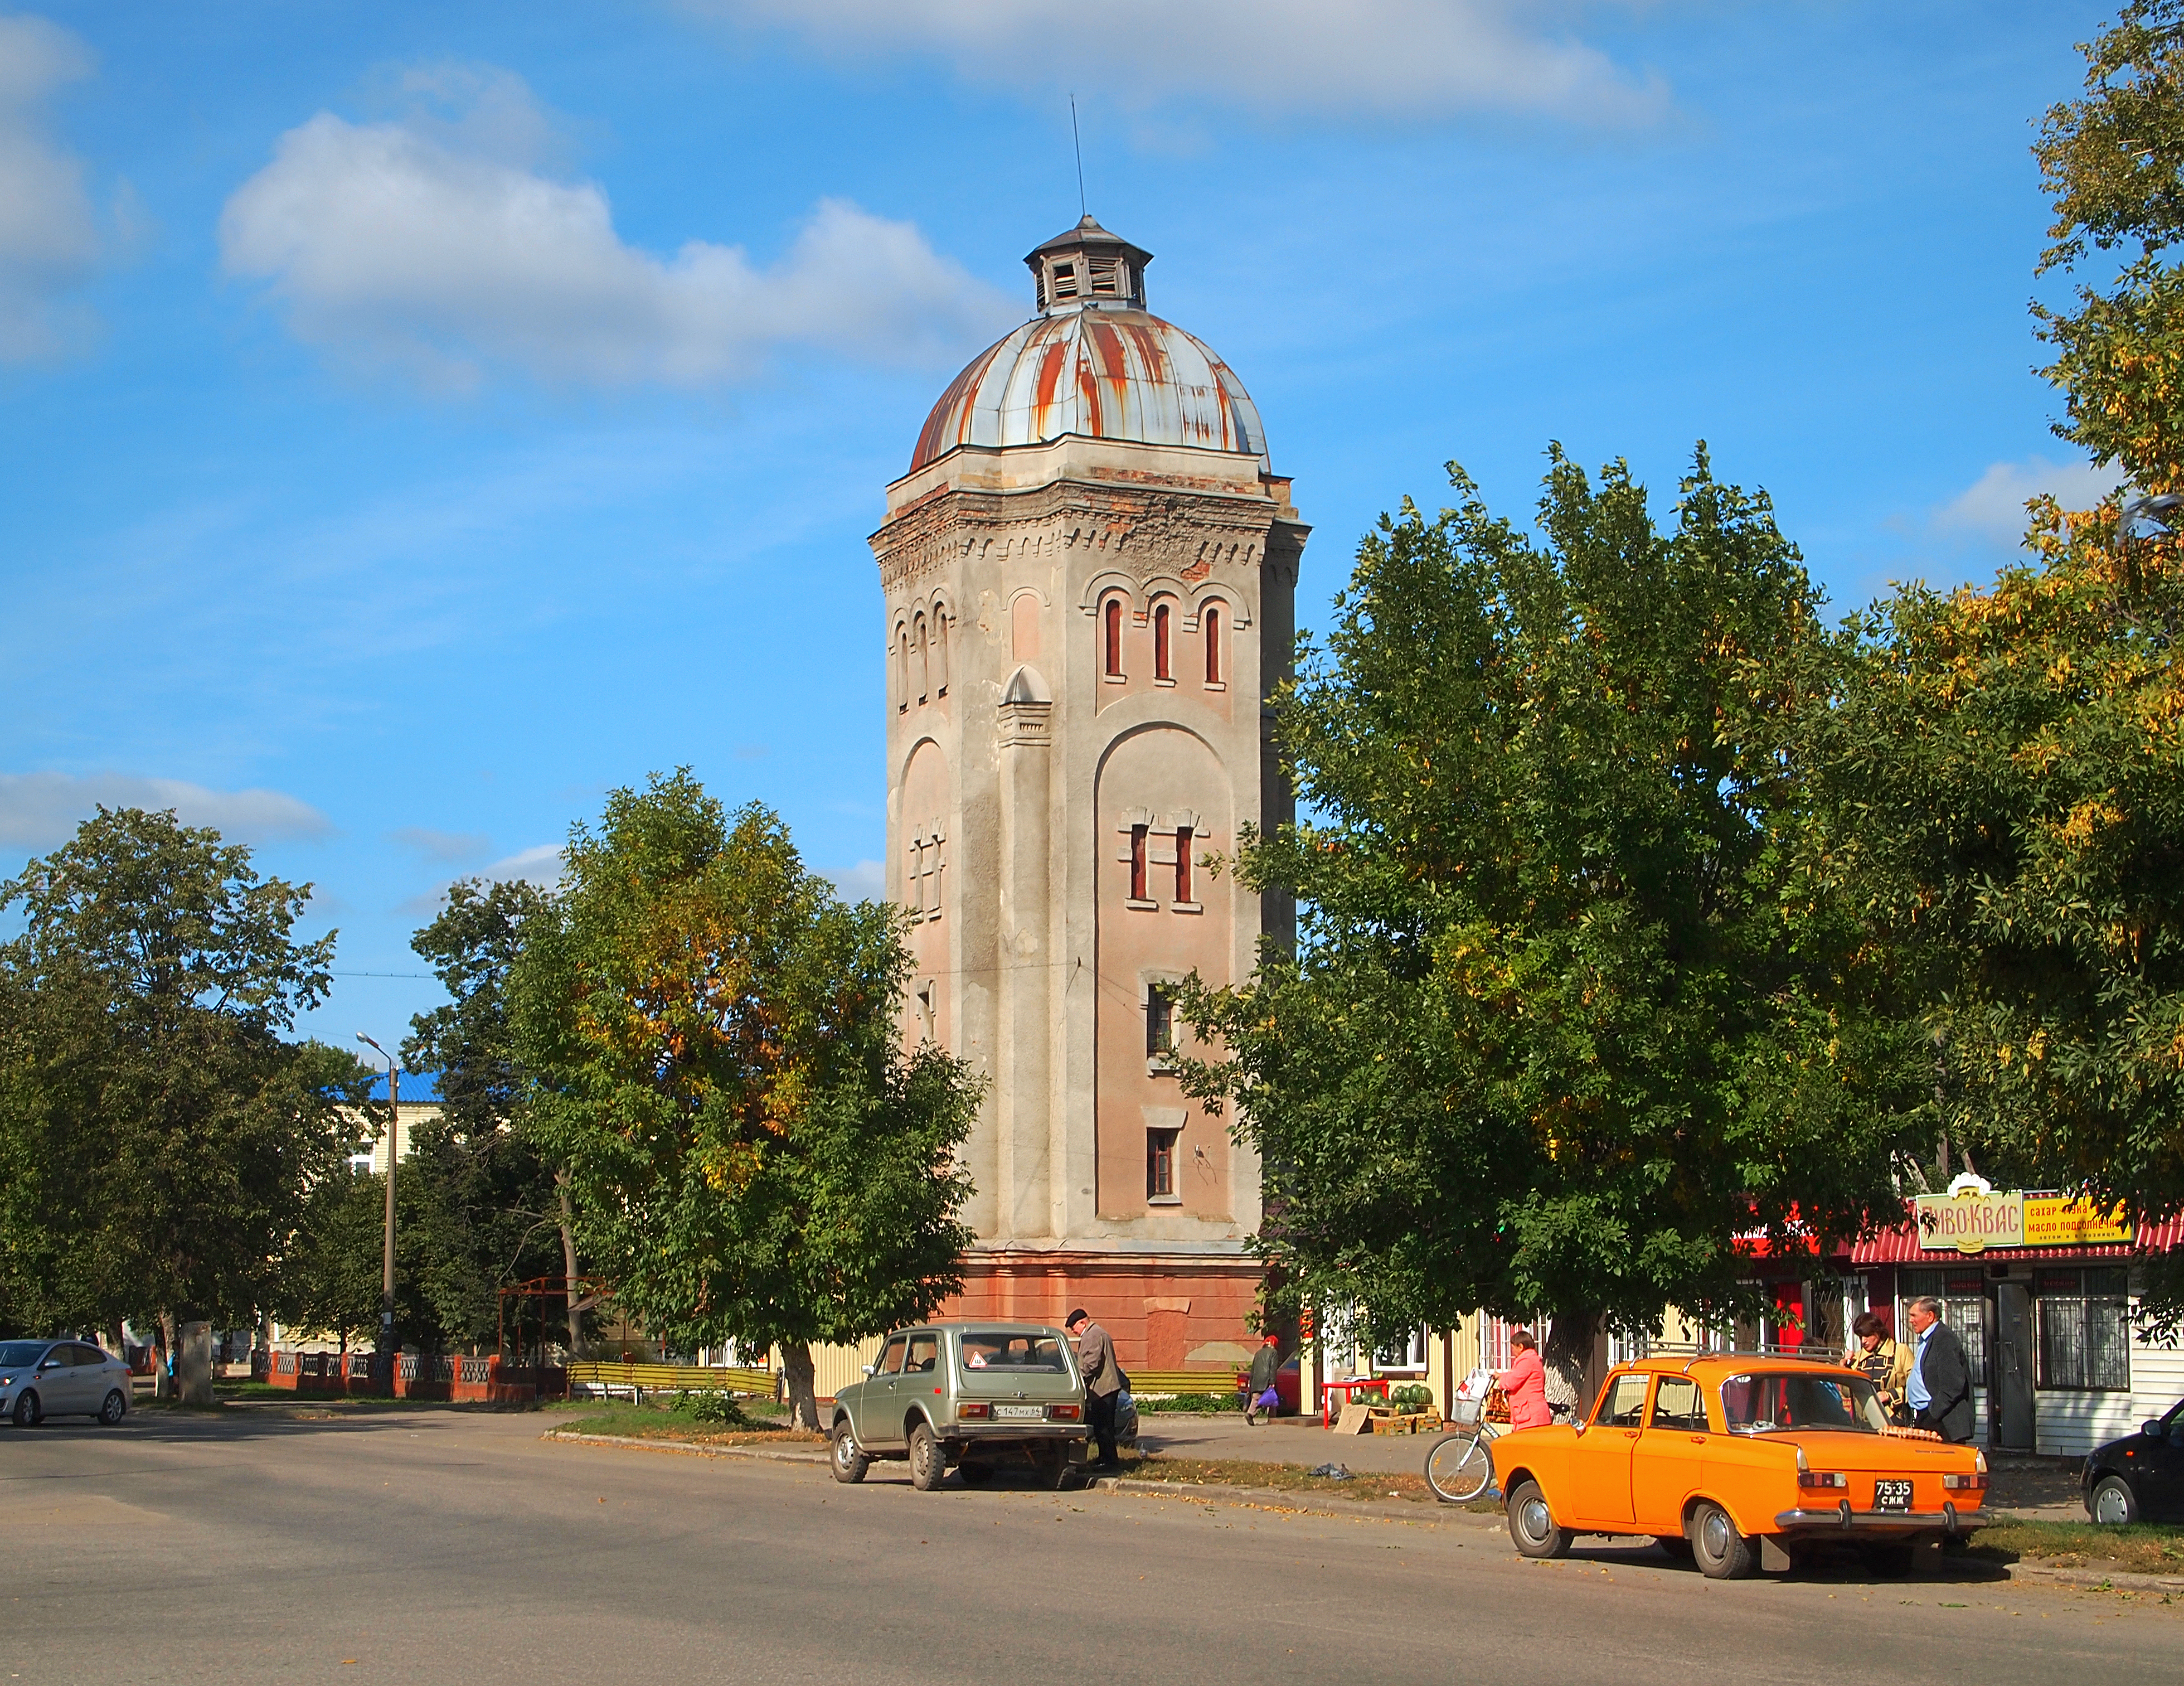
[2035,1327,2184,1459]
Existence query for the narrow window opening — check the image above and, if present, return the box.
[930,606,949,696]
[896,628,910,712]
[1203,605,1222,685]
[1147,1128,1179,1200]
[1174,825,1193,904]
[913,613,929,705]
[1051,261,1079,299]
[1104,597,1124,677]
[1146,985,1175,1058]
[1153,603,1172,681]
[1129,824,1148,901]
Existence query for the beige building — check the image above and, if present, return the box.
[873,217,1307,1369]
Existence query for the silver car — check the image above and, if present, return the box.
[0,1340,132,1426]
[829,1322,1089,1490]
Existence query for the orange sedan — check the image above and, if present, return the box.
[1488,1354,1989,1578]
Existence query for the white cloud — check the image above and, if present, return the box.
[689,0,1669,128]
[0,13,99,361]
[389,825,491,862]
[218,65,1016,391]
[826,859,885,903]
[1933,456,2128,546]
[0,772,332,851]
[477,843,564,888]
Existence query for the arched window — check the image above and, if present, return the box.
[930,604,950,697]
[896,624,910,712]
[1104,596,1124,678]
[1203,604,1222,685]
[913,613,929,704]
[1175,824,1193,904]
[1153,603,1172,681]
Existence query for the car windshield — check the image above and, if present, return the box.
[958,1331,1071,1373]
[0,1343,51,1367]
[1719,1372,1886,1435]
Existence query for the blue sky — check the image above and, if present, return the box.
[0,1,2124,1053]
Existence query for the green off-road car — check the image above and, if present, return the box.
[829,1322,1089,1490]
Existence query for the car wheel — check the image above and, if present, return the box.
[1688,1501,1758,1580]
[907,1423,945,1491]
[12,1391,40,1428]
[1862,1542,1917,1579]
[829,1420,869,1485]
[957,1461,993,1486]
[98,1389,127,1426]
[2090,1474,2139,1527]
[1653,1534,1696,1562]
[1506,1479,1571,1559]
[1035,1444,1077,1490]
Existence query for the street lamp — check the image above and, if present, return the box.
[356,1033,398,1389]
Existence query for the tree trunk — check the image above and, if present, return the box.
[780,1341,821,1431]
[1543,1309,1596,1422]
[153,1310,174,1401]
[557,1173,584,1363]
[178,1321,214,1407]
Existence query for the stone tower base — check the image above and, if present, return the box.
[939,1248,1263,1372]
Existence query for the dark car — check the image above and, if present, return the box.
[2083,1397,2184,1524]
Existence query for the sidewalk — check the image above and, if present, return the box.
[1134,1411,1443,1476]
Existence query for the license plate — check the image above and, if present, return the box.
[992,1404,1044,1419]
[1874,1479,1913,1511]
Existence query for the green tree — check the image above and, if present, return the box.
[514,772,981,1426]
[1809,3,2184,1312]
[399,878,576,1355]
[1179,453,1926,1392]
[0,807,357,1396]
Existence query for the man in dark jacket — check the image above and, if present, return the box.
[1244,1333,1281,1425]
[1905,1296,1976,1443]
[1066,1309,1123,1471]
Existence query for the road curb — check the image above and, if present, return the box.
[544,1428,828,1465]
[1090,1475,1487,1525]
[2001,1561,2184,1593]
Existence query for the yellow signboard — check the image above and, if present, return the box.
[2023,1196,2134,1248]
[1914,1189,2023,1254]
[1914,1185,2134,1252]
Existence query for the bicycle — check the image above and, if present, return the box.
[1424,1393,1574,1503]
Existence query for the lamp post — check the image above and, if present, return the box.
[356,1033,398,1389]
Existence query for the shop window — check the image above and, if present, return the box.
[1146,984,1176,1059]
[2035,1266,2130,1392]
[1153,602,1172,681]
[1203,604,1222,685]
[1897,1268,1988,1377]
[1147,1128,1179,1201]
[1104,597,1125,678]
[1129,823,1149,902]
[1174,825,1193,904]
[1375,1327,1429,1374]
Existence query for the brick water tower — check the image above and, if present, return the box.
[871,217,1307,1370]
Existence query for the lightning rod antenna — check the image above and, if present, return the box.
[1070,94,1088,218]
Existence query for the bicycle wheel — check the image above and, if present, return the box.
[1424,1430,1494,1503]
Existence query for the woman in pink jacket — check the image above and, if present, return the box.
[1497,1330,1552,1429]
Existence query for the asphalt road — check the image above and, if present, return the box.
[2,1405,2175,1685]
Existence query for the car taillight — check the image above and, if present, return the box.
[958,1402,989,1418]
[1046,1403,1081,1421]
[1941,1472,1988,1490]
[1798,1471,1848,1489]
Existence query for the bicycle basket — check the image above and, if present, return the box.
[1448,1397,1483,1427]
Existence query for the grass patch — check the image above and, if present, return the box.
[213,1380,298,1400]
[1968,1518,2184,1580]
[1135,1394,1240,1414]
[1114,1450,1440,1505]
[548,1396,819,1447]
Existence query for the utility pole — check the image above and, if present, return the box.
[357,1033,398,1390]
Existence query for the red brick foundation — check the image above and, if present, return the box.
[936,1250,1263,1370]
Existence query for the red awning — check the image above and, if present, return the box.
[1849,1206,2184,1266]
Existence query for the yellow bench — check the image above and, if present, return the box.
[567,1363,778,1399]
[1125,1369,1247,1398]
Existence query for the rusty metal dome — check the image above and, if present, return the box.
[909,217,1268,473]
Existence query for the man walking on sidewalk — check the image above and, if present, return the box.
[1245,1333,1281,1425]
[1066,1308,1123,1471]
